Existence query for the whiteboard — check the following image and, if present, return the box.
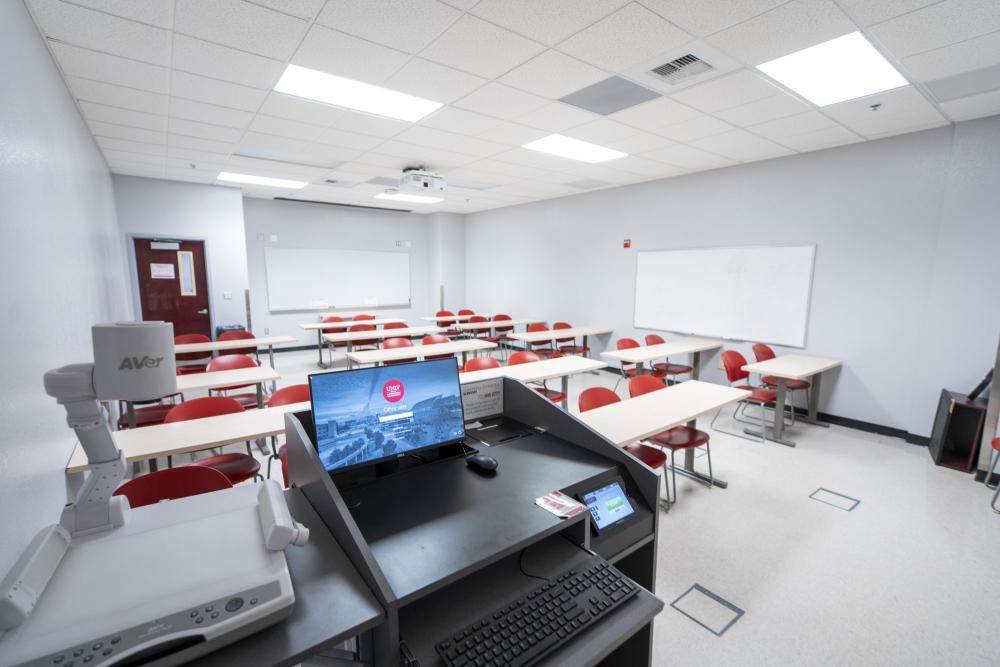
[634,244,816,348]
[264,246,411,312]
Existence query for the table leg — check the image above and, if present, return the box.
[268,345,278,393]
[149,457,159,472]
[798,373,829,427]
[316,331,328,369]
[690,351,701,380]
[745,377,796,446]
[347,342,354,370]
[561,375,569,410]
[676,348,728,489]
[256,382,264,408]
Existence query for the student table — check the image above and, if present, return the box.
[508,326,613,357]
[418,314,474,323]
[578,380,750,492]
[300,318,406,368]
[454,318,544,332]
[741,355,842,446]
[324,325,444,352]
[600,336,722,379]
[459,355,608,408]
[174,335,296,391]
[346,339,495,367]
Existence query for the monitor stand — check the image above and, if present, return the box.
[331,441,479,493]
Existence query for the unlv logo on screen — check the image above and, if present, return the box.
[382,379,404,402]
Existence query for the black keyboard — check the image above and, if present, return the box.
[435,560,638,667]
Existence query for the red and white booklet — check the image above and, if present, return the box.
[535,491,587,519]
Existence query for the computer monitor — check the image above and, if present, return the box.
[308,358,466,473]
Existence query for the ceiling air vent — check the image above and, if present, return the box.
[650,54,713,84]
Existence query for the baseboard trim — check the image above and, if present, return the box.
[973,469,1000,486]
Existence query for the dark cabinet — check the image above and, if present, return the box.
[929,390,988,472]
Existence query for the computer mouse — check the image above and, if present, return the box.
[466,454,499,474]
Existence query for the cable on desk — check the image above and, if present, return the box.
[518,544,553,583]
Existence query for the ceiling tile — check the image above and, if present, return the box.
[167,146,231,168]
[79,101,167,130]
[749,110,838,139]
[29,0,171,65]
[562,118,641,143]
[172,35,284,89]
[715,92,812,126]
[471,0,628,45]
[939,88,1000,121]
[66,77,168,114]
[671,70,783,112]
[420,14,545,79]
[515,103,598,132]
[88,120,166,145]
[258,92,342,126]
[823,86,948,138]
[608,96,702,130]
[454,83,549,119]
[293,25,410,83]
[419,107,505,136]
[323,108,411,139]
[901,29,1000,82]
[168,117,243,143]
[240,132,362,166]
[640,0,788,37]
[174,0,308,60]
[600,130,676,153]
[499,50,609,99]
[641,143,739,170]
[614,155,687,177]
[774,125,862,150]
[102,148,165,165]
[559,3,694,72]
[248,114,324,141]
[464,158,553,180]
[869,0,1000,59]
[654,115,734,141]
[374,140,479,169]
[63,0,174,29]
[835,0,940,26]
[494,147,580,171]
[251,0,326,19]
[314,127,393,152]
[706,0,855,66]
[448,135,509,158]
[170,71,268,111]
[691,128,795,161]
[225,155,330,179]
[383,58,488,104]
[392,125,468,149]
[475,122,550,146]
[169,98,254,129]
[316,0,461,53]
[561,164,645,185]
[97,136,166,156]
[167,134,235,154]
[47,42,170,93]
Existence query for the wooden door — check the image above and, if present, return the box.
[133,238,211,337]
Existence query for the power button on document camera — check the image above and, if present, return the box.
[225,597,244,613]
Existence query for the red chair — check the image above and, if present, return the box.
[752,343,810,423]
[457,309,475,316]
[710,350,777,442]
[492,314,516,359]
[435,310,463,337]
[383,321,409,330]
[644,334,693,384]
[321,316,348,366]
[612,338,664,391]
[218,330,257,357]
[174,333,211,375]
[554,322,589,357]
[579,388,670,510]
[353,314,374,321]
[205,354,264,408]
[467,315,500,346]
[422,334,454,360]
[113,466,232,508]
[164,397,262,484]
[464,357,501,372]
[628,376,713,505]
[526,324,563,359]
[383,337,417,365]
[265,385,310,481]
[987,438,1000,512]
[347,324,379,352]
[510,351,565,404]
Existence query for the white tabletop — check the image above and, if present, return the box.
[742,354,842,380]
[508,327,613,343]
[323,326,444,343]
[346,339,496,364]
[175,365,279,393]
[67,401,310,473]
[174,335,297,354]
[460,356,607,384]
[418,314,475,323]
[600,336,723,364]
[456,318,543,331]
[299,318,405,330]
[577,380,750,446]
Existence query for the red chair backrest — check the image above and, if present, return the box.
[469,315,489,323]
[616,338,640,350]
[164,396,245,423]
[579,387,621,412]
[457,309,475,316]
[267,384,310,407]
[175,333,211,363]
[464,357,501,372]
[509,351,541,365]
[645,334,665,345]
[383,337,413,350]
[628,375,665,398]
[422,334,450,345]
[527,323,551,349]
[218,330,256,356]
[493,313,513,334]
[553,321,574,344]
[752,343,776,362]
[113,467,232,508]
[436,310,454,318]
[348,323,377,346]
[721,350,750,383]
[353,314,374,320]
[320,316,346,334]
[383,321,409,330]
[205,354,259,390]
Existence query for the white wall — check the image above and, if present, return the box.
[428,212,467,311]
[466,118,1000,439]
[0,1,130,572]
[112,175,249,331]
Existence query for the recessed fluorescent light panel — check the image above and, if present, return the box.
[275,64,442,122]
[522,134,627,163]
[756,32,907,106]
[217,172,308,189]
[375,192,443,204]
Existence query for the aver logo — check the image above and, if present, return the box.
[382,379,404,403]
[119,356,164,370]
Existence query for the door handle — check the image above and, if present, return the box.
[197,309,208,315]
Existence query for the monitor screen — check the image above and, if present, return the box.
[309,358,466,473]
[581,481,635,533]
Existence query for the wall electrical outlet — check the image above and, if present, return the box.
[269,234,278,242]
[256,233,265,241]
[223,291,232,300]
[264,328,270,335]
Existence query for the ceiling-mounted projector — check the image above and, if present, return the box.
[400,167,446,192]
